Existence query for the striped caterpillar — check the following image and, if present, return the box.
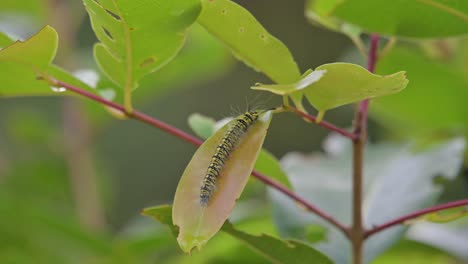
[200,110,261,206]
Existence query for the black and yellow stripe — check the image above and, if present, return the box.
[200,111,260,206]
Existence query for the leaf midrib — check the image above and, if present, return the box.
[415,0,468,22]
[109,0,134,108]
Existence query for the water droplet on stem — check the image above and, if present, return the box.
[51,86,67,93]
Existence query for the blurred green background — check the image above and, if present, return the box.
[0,0,467,263]
[0,0,352,228]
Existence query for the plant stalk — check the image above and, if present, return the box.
[351,33,380,264]
[288,107,358,140]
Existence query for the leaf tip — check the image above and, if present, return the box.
[259,110,273,122]
[177,233,209,254]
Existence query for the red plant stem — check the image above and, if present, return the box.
[55,80,203,146]
[357,34,380,132]
[53,79,349,235]
[364,199,468,238]
[251,170,349,234]
[289,108,358,140]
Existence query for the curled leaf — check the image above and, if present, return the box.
[173,111,273,253]
[252,69,327,96]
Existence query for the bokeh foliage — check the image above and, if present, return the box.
[0,0,467,263]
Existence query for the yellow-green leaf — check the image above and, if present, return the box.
[254,63,408,121]
[83,0,201,109]
[0,27,104,98]
[305,0,365,55]
[0,32,14,47]
[306,0,468,38]
[188,113,217,139]
[197,0,300,84]
[173,111,272,253]
[252,69,326,96]
[0,26,58,96]
[143,205,333,264]
[405,207,468,224]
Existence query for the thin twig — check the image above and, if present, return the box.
[52,78,348,235]
[364,199,468,238]
[288,107,358,140]
[251,170,349,235]
[357,34,380,133]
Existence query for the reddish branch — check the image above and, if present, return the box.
[357,34,380,133]
[52,78,349,235]
[289,108,358,140]
[251,170,348,233]
[365,199,468,238]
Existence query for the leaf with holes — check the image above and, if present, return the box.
[0,26,58,96]
[173,111,272,253]
[83,0,201,109]
[254,63,408,121]
[0,27,103,98]
[197,0,303,109]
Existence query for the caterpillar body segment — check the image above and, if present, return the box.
[200,111,261,206]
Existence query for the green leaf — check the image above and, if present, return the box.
[197,0,301,85]
[373,240,459,264]
[252,69,327,96]
[145,210,274,264]
[255,150,293,190]
[83,0,201,109]
[254,63,408,121]
[222,222,332,264]
[0,32,14,47]
[188,113,217,139]
[305,0,365,54]
[141,205,178,237]
[0,26,58,96]
[143,205,333,264]
[407,218,468,260]
[271,137,465,263]
[0,27,104,98]
[0,0,47,21]
[406,207,468,224]
[372,46,468,135]
[172,111,272,253]
[188,113,293,190]
[133,24,232,103]
[307,0,468,38]
[83,25,231,125]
